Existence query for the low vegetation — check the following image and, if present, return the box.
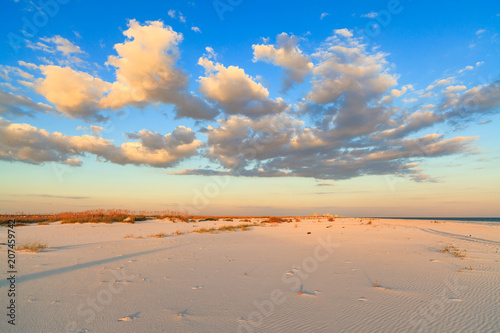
[198,217,217,222]
[148,233,168,238]
[193,227,218,234]
[194,223,258,234]
[16,241,48,253]
[458,265,473,272]
[442,243,467,258]
[1,209,188,225]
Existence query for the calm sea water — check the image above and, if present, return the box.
[373,217,500,223]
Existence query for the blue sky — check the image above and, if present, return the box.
[0,0,499,216]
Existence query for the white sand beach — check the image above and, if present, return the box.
[1,217,499,332]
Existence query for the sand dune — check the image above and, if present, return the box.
[1,218,499,332]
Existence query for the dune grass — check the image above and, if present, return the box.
[1,209,188,225]
[193,227,218,234]
[148,233,168,238]
[442,243,466,258]
[194,223,259,234]
[16,241,48,253]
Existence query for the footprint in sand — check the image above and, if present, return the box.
[449,298,462,302]
[118,312,140,321]
[358,297,369,301]
[429,259,440,262]
[191,285,204,290]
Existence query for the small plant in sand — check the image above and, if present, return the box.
[328,217,335,221]
[123,234,134,239]
[442,243,466,258]
[172,231,184,236]
[374,281,379,288]
[367,221,372,225]
[16,241,48,253]
[148,233,167,238]
[37,221,49,225]
[458,265,473,272]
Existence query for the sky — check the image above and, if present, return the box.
[0,0,499,217]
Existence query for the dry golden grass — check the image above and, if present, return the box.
[193,227,217,234]
[194,223,258,234]
[442,243,466,258]
[16,241,48,253]
[1,209,187,225]
[148,233,168,238]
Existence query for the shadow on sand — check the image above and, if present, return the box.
[0,243,189,288]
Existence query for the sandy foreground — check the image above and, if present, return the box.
[1,217,499,333]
